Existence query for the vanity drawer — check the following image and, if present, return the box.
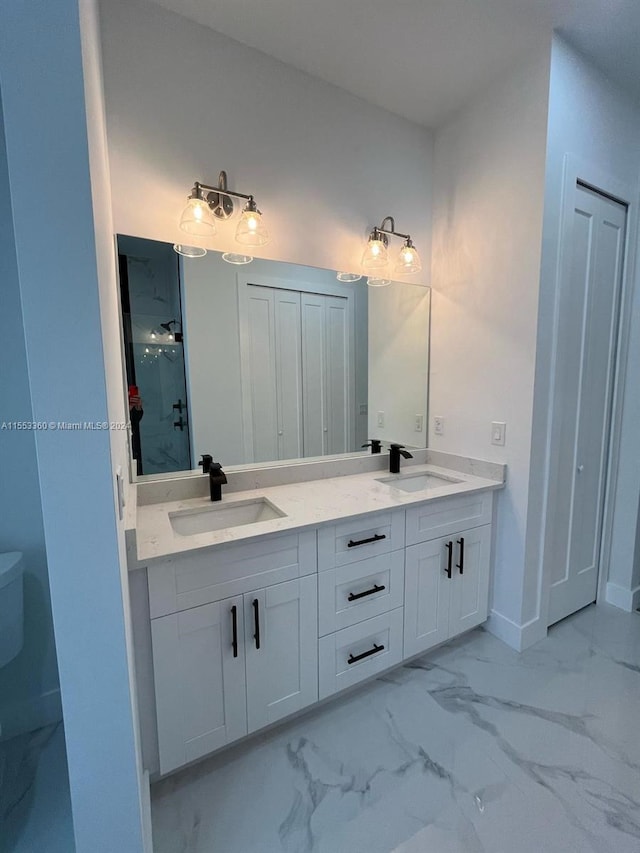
[318,608,404,699]
[317,510,404,570]
[317,551,404,636]
[405,492,492,546]
[147,531,317,618]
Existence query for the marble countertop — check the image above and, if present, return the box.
[133,461,505,566]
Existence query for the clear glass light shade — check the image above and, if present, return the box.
[336,272,362,283]
[173,243,207,258]
[367,276,392,287]
[235,207,270,247]
[179,197,217,237]
[361,238,388,271]
[222,252,254,265]
[394,242,422,275]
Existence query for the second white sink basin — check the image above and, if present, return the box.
[377,471,463,493]
[169,497,286,536]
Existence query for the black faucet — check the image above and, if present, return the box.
[389,443,413,474]
[199,454,228,501]
[362,439,383,454]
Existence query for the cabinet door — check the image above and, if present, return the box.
[448,525,491,638]
[151,596,247,775]
[403,537,451,658]
[244,575,318,733]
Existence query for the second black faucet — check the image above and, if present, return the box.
[199,454,228,501]
[389,443,413,474]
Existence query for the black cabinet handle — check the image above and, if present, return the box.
[348,583,386,602]
[347,533,386,549]
[457,537,465,575]
[252,599,260,650]
[347,643,385,665]
[445,541,453,579]
[231,605,238,658]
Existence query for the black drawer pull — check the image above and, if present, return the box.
[348,643,385,665]
[457,537,465,575]
[252,599,260,650]
[231,605,238,658]
[445,541,453,579]
[348,583,386,602]
[347,533,386,549]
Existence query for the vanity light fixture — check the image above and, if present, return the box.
[362,216,422,277]
[336,272,363,283]
[173,243,207,258]
[176,171,270,261]
[222,252,254,265]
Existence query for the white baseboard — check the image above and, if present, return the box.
[605,581,640,612]
[0,687,62,740]
[486,610,547,651]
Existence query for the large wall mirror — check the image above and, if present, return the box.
[117,236,430,478]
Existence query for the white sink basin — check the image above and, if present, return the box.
[376,471,463,493]
[169,498,286,536]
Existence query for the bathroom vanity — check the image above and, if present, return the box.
[127,452,505,777]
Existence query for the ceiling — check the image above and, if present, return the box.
[150,0,640,127]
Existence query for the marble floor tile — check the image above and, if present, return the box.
[151,603,640,853]
[0,723,74,853]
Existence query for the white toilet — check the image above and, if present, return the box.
[0,551,24,667]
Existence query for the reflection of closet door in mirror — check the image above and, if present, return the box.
[241,285,303,462]
[301,293,353,457]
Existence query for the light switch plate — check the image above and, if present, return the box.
[415,414,424,432]
[491,422,506,446]
[434,416,444,436]
[377,411,385,428]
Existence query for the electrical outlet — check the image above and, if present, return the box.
[377,411,385,428]
[415,414,424,432]
[491,421,506,446]
[434,416,444,436]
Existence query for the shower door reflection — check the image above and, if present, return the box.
[118,236,192,474]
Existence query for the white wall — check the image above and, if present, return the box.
[429,45,552,649]
[98,0,432,279]
[0,1,148,850]
[182,254,369,464]
[368,284,431,448]
[528,36,640,621]
[0,94,61,740]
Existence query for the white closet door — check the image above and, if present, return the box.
[324,296,352,454]
[242,286,279,462]
[242,285,303,462]
[301,292,327,456]
[274,289,303,459]
[547,184,626,626]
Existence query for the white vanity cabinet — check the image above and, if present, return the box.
[138,487,499,777]
[148,533,318,775]
[404,494,493,658]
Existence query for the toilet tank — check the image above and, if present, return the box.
[0,551,24,667]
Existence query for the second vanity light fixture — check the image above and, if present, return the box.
[174,170,270,264]
[361,216,422,285]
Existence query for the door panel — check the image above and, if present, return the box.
[404,538,451,658]
[547,185,626,625]
[448,526,491,636]
[275,289,303,459]
[151,596,247,775]
[244,287,279,462]
[324,296,351,454]
[301,293,326,456]
[244,576,318,732]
